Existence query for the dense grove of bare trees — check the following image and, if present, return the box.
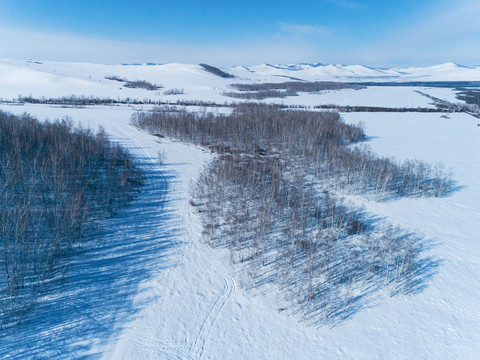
[199,63,235,78]
[132,104,453,199]
[104,75,126,82]
[132,104,449,324]
[0,111,142,327]
[415,90,480,117]
[194,158,434,324]
[223,89,298,100]
[231,81,365,92]
[163,88,185,95]
[456,89,480,106]
[224,81,365,100]
[123,80,163,91]
[104,76,163,90]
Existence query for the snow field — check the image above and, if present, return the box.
[0,58,479,359]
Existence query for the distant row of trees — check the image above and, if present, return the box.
[104,76,163,90]
[415,89,480,117]
[230,81,365,92]
[133,104,446,324]
[163,88,184,95]
[456,89,480,105]
[123,80,163,91]
[453,89,480,117]
[7,95,225,108]
[0,111,143,328]
[6,93,476,118]
[199,64,235,78]
[223,89,296,100]
[315,104,450,113]
[223,81,365,100]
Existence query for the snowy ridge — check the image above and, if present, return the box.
[229,62,480,82]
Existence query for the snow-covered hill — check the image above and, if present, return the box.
[229,61,480,82]
[0,58,232,102]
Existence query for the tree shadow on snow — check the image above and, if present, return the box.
[0,154,181,359]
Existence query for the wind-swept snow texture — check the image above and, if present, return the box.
[0,59,479,359]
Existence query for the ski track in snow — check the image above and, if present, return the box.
[124,277,236,360]
[189,277,236,360]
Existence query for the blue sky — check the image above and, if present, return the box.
[0,0,478,66]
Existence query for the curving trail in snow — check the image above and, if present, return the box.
[189,277,236,360]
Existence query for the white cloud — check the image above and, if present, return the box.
[280,23,331,35]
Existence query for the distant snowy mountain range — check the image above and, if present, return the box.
[228,62,480,82]
[0,58,479,103]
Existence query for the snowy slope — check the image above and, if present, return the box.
[0,59,232,102]
[229,62,399,81]
[1,59,480,359]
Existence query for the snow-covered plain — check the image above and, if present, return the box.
[280,86,437,108]
[1,60,480,359]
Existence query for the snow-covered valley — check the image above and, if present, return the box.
[1,60,479,359]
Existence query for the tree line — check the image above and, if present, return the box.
[224,81,365,100]
[199,63,235,78]
[7,95,226,108]
[104,76,163,90]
